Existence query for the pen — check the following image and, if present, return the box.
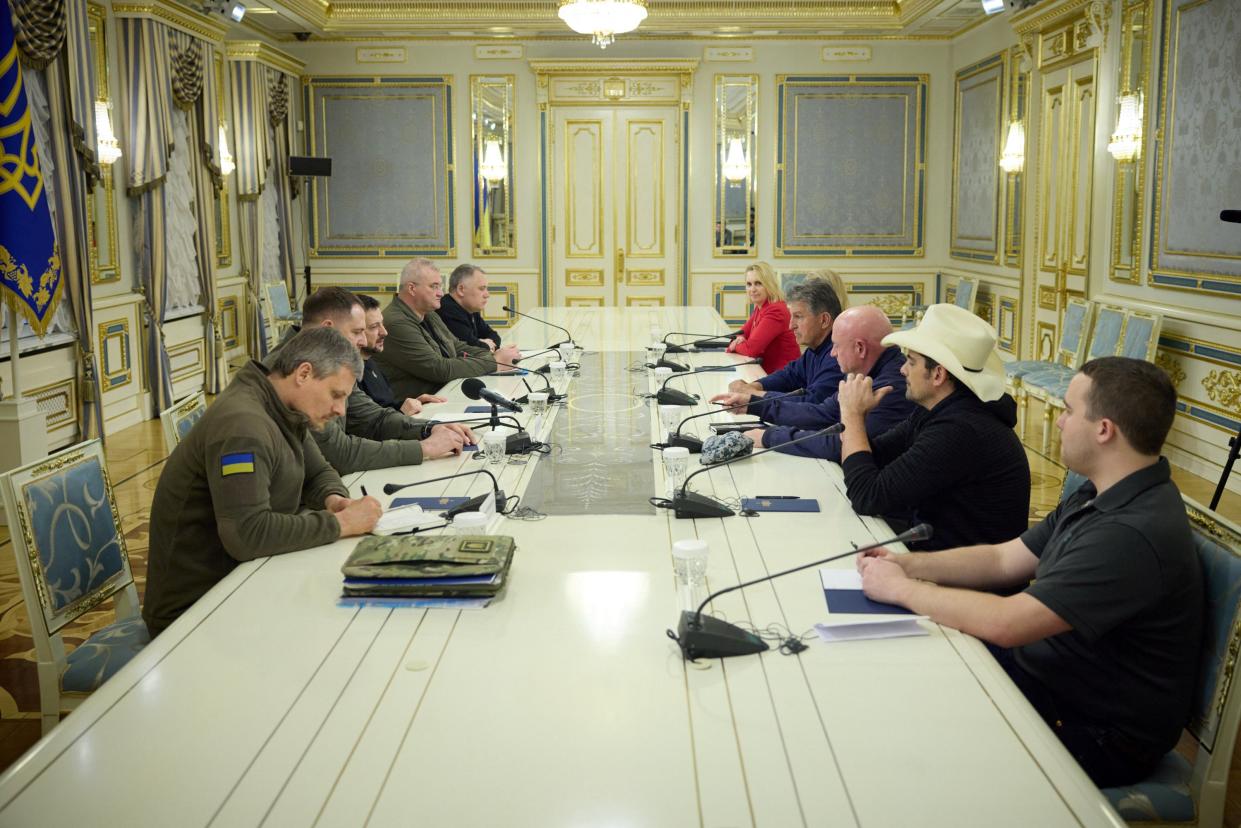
[361,486,368,497]
[755,495,799,500]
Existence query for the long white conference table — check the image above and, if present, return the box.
[0,307,1123,827]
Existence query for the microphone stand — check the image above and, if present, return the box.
[662,331,738,354]
[661,389,804,453]
[503,304,575,349]
[382,467,506,519]
[669,424,843,519]
[656,359,760,406]
[668,524,933,660]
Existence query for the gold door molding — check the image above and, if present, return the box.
[537,60,694,308]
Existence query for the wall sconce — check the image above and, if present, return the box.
[218,123,235,177]
[480,138,507,183]
[1107,92,1143,162]
[999,120,1025,173]
[94,101,122,166]
[721,137,750,184]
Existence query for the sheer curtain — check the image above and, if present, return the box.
[164,109,203,315]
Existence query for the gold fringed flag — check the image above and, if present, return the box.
[0,0,63,337]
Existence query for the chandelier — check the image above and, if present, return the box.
[94,101,122,166]
[1107,92,1143,162]
[480,139,507,183]
[557,0,648,48]
[722,138,750,183]
[998,120,1025,173]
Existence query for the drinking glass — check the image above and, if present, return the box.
[671,538,710,610]
[451,512,491,536]
[659,404,680,440]
[662,446,690,499]
[549,361,568,392]
[528,391,549,416]
[482,432,507,467]
[557,343,575,364]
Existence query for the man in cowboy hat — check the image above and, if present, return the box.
[834,303,1030,550]
[856,357,1201,788]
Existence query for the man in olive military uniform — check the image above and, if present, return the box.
[144,327,383,636]
[285,287,474,473]
[372,258,521,399]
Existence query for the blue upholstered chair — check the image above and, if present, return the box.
[1101,498,1241,827]
[901,276,977,328]
[264,281,301,351]
[1005,298,1094,436]
[1024,303,1128,453]
[159,391,207,453]
[0,440,149,734]
[1120,309,1163,362]
[1059,470,1089,503]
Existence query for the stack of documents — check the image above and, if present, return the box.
[815,569,928,643]
[340,534,515,606]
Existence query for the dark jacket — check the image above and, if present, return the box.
[359,358,402,410]
[761,347,916,459]
[841,389,1030,550]
[753,337,844,406]
[437,293,501,349]
[267,333,429,472]
[373,297,496,398]
[144,361,348,635]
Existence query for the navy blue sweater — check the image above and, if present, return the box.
[752,339,843,420]
[761,347,917,460]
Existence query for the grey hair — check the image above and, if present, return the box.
[398,257,438,290]
[448,263,484,293]
[268,326,363,381]
[786,277,844,320]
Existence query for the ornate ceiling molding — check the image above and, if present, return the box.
[225,40,306,74]
[112,2,229,41]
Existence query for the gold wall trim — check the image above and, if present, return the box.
[98,320,132,392]
[531,59,699,78]
[1012,0,1096,35]
[26,378,77,435]
[566,268,604,287]
[565,296,604,307]
[111,2,227,40]
[226,41,306,75]
[627,269,665,286]
[168,340,207,384]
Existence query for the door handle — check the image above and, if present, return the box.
[616,248,625,277]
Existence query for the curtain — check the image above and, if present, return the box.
[267,70,297,303]
[11,0,102,437]
[230,60,273,357]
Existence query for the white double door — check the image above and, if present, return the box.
[549,107,681,308]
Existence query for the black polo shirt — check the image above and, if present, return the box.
[1015,457,1203,754]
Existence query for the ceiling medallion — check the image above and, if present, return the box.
[557,0,648,48]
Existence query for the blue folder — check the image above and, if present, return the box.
[741,497,820,512]
[390,496,472,510]
[823,589,914,615]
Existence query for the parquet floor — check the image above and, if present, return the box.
[0,401,1238,824]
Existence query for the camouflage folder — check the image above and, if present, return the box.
[341,534,515,582]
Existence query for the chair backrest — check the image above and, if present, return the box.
[1120,309,1163,362]
[1056,298,1094,368]
[159,392,207,454]
[1181,497,1241,825]
[1059,470,1089,503]
[0,440,136,643]
[266,281,295,320]
[953,277,978,312]
[1085,303,1127,361]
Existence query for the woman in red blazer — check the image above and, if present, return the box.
[726,261,801,373]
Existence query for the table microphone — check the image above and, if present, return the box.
[502,305,575,349]
[382,467,507,519]
[463,353,564,401]
[661,389,804,453]
[656,359,760,406]
[668,423,844,519]
[668,523,933,660]
[662,331,739,354]
[461,377,534,453]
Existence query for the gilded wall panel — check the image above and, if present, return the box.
[306,76,454,257]
[1159,334,1241,433]
[482,283,518,329]
[98,321,131,392]
[712,282,752,326]
[776,75,927,256]
[847,283,925,325]
[565,120,603,258]
[951,53,1004,263]
[1151,0,1241,297]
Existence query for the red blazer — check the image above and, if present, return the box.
[732,300,800,374]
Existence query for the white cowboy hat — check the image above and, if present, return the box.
[881,303,1007,402]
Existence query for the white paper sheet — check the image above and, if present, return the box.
[814,616,929,643]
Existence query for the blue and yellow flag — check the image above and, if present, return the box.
[0,0,63,337]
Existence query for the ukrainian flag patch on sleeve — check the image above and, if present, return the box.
[220,452,256,476]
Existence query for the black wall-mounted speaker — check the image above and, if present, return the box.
[289,156,332,177]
